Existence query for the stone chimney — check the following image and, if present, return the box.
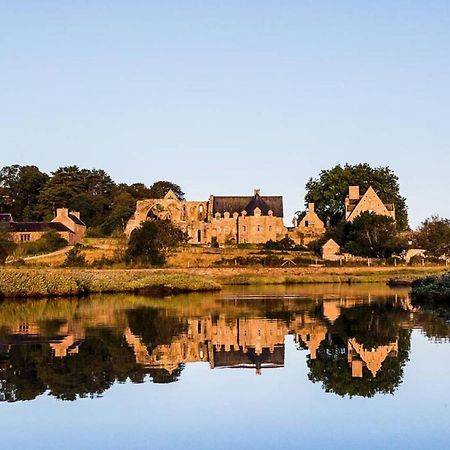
[56,208,69,219]
[308,203,315,213]
[254,189,260,196]
[348,186,360,201]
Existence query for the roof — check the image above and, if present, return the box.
[346,186,394,222]
[68,213,86,226]
[1,222,72,233]
[212,194,284,217]
[322,238,340,249]
[213,346,285,369]
[0,213,13,223]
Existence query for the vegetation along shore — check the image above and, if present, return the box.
[411,272,450,304]
[0,266,447,299]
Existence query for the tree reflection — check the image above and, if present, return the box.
[0,289,448,402]
[305,303,413,398]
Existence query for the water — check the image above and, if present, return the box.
[0,284,449,450]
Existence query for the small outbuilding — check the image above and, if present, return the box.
[321,238,341,261]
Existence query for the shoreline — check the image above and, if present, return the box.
[0,266,447,299]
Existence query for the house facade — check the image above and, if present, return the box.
[1,208,86,245]
[288,203,326,246]
[345,185,395,222]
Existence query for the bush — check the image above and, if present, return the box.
[23,230,67,256]
[264,236,300,251]
[411,272,450,304]
[63,244,87,267]
[0,230,16,263]
[125,220,188,266]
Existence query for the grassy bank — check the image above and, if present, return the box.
[0,269,221,299]
[411,272,450,304]
[0,266,447,299]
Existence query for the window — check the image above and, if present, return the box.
[20,234,31,242]
[243,226,246,232]
[257,225,261,232]
[304,220,309,228]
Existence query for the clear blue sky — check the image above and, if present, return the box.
[1,1,449,227]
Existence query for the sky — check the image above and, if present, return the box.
[1,1,449,227]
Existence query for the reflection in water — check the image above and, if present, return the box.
[0,285,448,402]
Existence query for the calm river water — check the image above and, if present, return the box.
[0,284,449,449]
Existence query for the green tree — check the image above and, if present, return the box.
[305,163,408,230]
[416,216,450,257]
[344,212,406,258]
[38,166,115,226]
[101,190,136,235]
[125,182,153,200]
[0,165,49,220]
[125,220,188,265]
[148,181,185,200]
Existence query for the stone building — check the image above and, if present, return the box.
[0,208,86,245]
[288,203,325,246]
[345,185,395,222]
[126,189,288,245]
[321,238,341,261]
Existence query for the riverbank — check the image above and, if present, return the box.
[411,272,450,304]
[0,266,447,299]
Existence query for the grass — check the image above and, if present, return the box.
[0,269,221,299]
[0,265,447,299]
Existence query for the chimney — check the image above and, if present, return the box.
[348,186,360,200]
[254,189,261,196]
[308,203,315,213]
[56,208,69,218]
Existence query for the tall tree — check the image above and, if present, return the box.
[416,216,450,257]
[344,212,406,258]
[305,163,408,230]
[0,165,49,220]
[38,166,115,226]
[148,181,185,200]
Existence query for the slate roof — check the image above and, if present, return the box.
[1,222,72,233]
[212,194,284,217]
[68,213,86,226]
[213,346,285,369]
[0,213,13,223]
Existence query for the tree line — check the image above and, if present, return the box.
[0,164,184,235]
[1,162,449,263]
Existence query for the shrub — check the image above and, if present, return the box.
[63,244,87,267]
[0,230,16,263]
[125,220,188,266]
[23,230,67,256]
[411,272,450,304]
[264,236,298,251]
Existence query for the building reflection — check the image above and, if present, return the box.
[0,287,448,402]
